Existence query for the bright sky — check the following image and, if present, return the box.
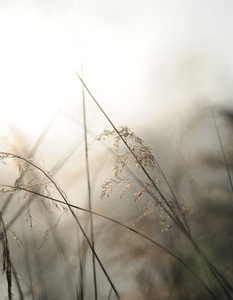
[1,0,233,143]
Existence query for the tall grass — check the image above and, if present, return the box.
[0,75,232,299]
[81,67,97,300]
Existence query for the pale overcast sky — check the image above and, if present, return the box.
[1,0,233,138]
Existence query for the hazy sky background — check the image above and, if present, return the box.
[1,0,233,145]
[1,3,233,298]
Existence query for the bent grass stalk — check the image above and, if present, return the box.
[74,71,190,234]
[81,67,98,300]
[0,99,66,219]
[75,71,233,299]
[0,152,121,300]
[1,79,232,298]
[1,183,216,299]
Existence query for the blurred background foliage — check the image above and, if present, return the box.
[0,1,233,299]
[0,103,232,299]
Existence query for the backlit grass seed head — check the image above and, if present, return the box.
[98,126,191,232]
[0,152,66,214]
[98,126,174,230]
[97,126,157,171]
[100,177,134,200]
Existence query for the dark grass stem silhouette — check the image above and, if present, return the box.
[0,183,216,299]
[0,152,121,300]
[0,216,12,300]
[81,67,98,300]
[0,75,232,299]
[75,71,233,300]
[0,99,67,219]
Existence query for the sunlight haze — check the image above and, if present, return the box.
[0,0,233,142]
[0,2,233,299]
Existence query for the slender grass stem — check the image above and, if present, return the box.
[12,264,25,300]
[74,72,189,234]
[0,216,12,300]
[74,72,233,299]
[0,99,66,217]
[81,66,98,300]
[2,184,217,299]
[0,153,121,300]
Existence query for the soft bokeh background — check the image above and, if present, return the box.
[1,0,233,187]
[0,1,233,299]
[1,0,233,138]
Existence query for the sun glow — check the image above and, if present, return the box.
[1,0,233,146]
[0,6,82,139]
[0,4,141,140]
